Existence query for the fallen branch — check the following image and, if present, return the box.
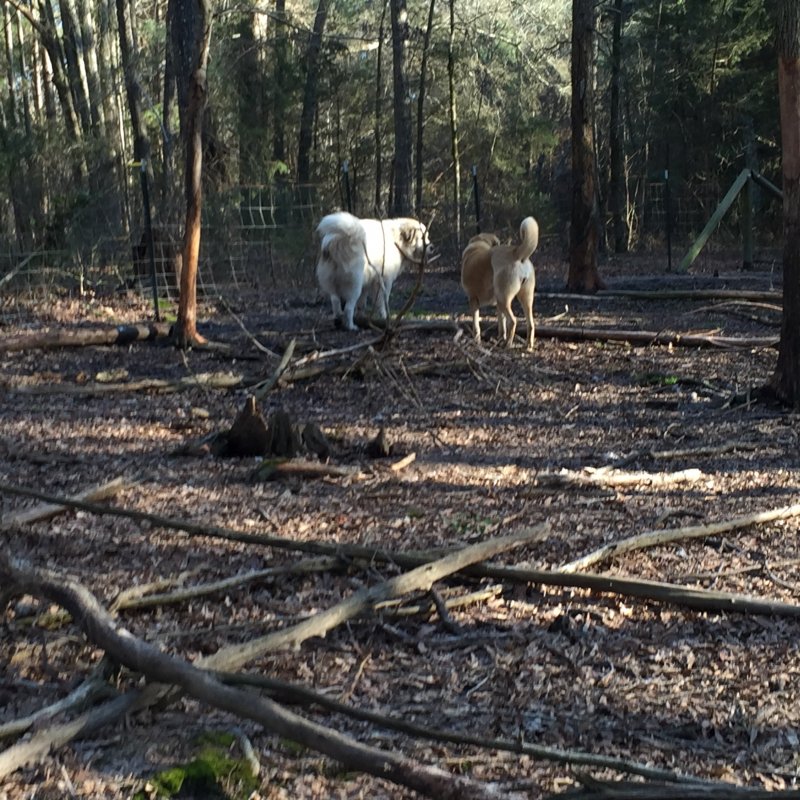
[0,661,116,742]
[221,672,708,786]
[2,477,132,526]
[9,371,246,396]
[375,585,504,617]
[0,554,519,799]
[545,776,800,798]
[0,690,142,779]
[5,484,800,618]
[606,440,758,470]
[200,523,549,672]
[253,458,361,482]
[251,337,296,399]
[559,502,800,573]
[112,557,338,612]
[537,467,704,490]
[371,317,779,349]
[0,322,173,353]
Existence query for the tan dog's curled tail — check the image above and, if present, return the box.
[512,216,539,263]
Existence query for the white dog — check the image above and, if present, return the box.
[316,211,434,330]
[460,216,539,350]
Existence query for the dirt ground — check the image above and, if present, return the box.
[2,244,800,799]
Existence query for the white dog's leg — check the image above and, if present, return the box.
[342,296,359,331]
[374,277,390,320]
[330,295,343,326]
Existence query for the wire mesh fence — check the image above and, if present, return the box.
[0,173,784,310]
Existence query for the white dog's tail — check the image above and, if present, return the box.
[317,212,367,269]
[512,217,539,262]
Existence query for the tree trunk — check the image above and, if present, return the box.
[608,0,627,254]
[415,0,435,217]
[36,0,84,163]
[770,2,800,407]
[115,0,149,166]
[75,0,105,134]
[297,0,329,190]
[236,7,266,183]
[161,0,178,211]
[272,0,287,166]
[373,1,387,215]
[447,0,460,247]
[1,2,31,250]
[59,0,91,135]
[389,0,412,217]
[567,0,604,293]
[173,0,212,349]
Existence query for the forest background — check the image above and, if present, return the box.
[0,0,781,296]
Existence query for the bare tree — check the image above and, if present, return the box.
[373,0,387,214]
[770,1,800,406]
[389,0,412,217]
[414,0,434,217]
[172,0,212,349]
[567,0,604,292]
[447,0,460,246]
[297,0,330,190]
[608,0,627,254]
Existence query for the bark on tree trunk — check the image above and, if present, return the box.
[174,0,212,349]
[390,0,412,217]
[272,0,287,165]
[567,0,604,293]
[115,0,149,165]
[447,0,461,246]
[161,0,177,212]
[415,0,435,217]
[609,0,628,254]
[373,1,387,214]
[297,0,329,190]
[59,0,91,135]
[771,2,800,407]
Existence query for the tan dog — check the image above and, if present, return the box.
[460,217,539,349]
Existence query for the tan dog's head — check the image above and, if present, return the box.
[394,219,437,265]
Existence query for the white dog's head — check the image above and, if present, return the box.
[394,219,437,265]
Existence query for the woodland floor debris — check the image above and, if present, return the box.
[2,250,800,799]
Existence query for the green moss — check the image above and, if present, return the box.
[277,737,307,756]
[136,730,259,799]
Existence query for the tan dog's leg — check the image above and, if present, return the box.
[497,299,516,348]
[518,279,535,351]
[469,299,482,340]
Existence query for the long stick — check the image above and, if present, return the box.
[200,523,549,671]
[3,477,132,526]
[559,502,800,573]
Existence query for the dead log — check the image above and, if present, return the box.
[0,322,173,353]
[0,553,520,799]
